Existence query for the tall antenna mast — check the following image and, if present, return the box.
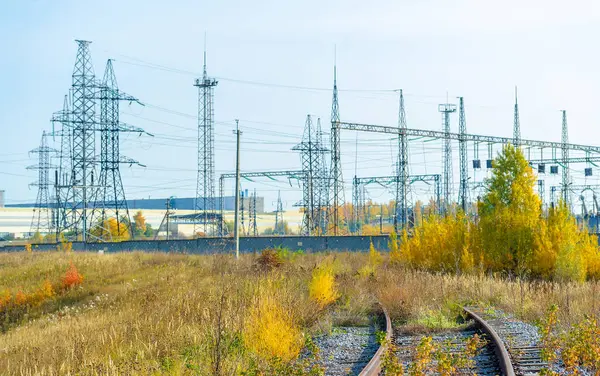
[193,36,219,236]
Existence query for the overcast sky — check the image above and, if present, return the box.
[2,0,600,210]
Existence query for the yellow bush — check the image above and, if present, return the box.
[243,294,303,362]
[24,244,32,253]
[389,230,405,265]
[358,241,383,277]
[309,259,339,308]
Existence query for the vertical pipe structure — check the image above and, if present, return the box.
[194,47,218,236]
[396,89,409,232]
[29,131,57,236]
[329,56,343,235]
[458,97,469,213]
[561,110,570,207]
[513,87,521,147]
[438,103,457,214]
[233,120,241,259]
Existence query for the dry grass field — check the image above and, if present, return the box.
[0,250,599,375]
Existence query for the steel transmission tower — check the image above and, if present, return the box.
[29,131,58,235]
[439,103,457,213]
[561,110,570,206]
[89,60,145,239]
[193,48,218,236]
[59,40,98,241]
[274,190,284,235]
[396,89,409,231]
[249,189,258,236]
[52,95,72,234]
[458,97,469,213]
[315,118,329,235]
[329,59,344,235]
[513,87,521,146]
[293,115,328,235]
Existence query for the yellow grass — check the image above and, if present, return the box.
[0,251,599,375]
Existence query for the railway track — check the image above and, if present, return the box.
[359,305,545,376]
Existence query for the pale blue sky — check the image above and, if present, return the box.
[2,0,600,210]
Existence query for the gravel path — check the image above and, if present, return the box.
[313,326,379,376]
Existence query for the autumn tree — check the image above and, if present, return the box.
[133,211,147,237]
[478,144,540,277]
[90,217,131,242]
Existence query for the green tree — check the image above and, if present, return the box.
[144,223,154,238]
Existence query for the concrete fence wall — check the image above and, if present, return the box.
[0,235,391,254]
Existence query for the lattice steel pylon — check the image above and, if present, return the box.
[293,115,328,235]
[513,87,521,147]
[249,189,258,236]
[52,95,72,235]
[396,89,409,231]
[315,118,329,235]
[59,40,98,241]
[274,190,284,235]
[29,131,58,235]
[439,103,457,214]
[193,48,218,236]
[89,59,145,240]
[561,110,570,207]
[458,97,469,213]
[329,59,344,235]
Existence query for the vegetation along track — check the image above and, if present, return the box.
[361,305,524,375]
[465,306,547,376]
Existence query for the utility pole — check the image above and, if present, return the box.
[233,120,241,259]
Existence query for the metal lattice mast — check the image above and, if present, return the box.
[352,175,360,233]
[514,87,521,147]
[193,47,218,236]
[439,103,457,214]
[329,55,344,235]
[61,40,97,241]
[538,179,545,209]
[274,190,284,235]
[52,95,72,234]
[293,115,316,235]
[29,131,58,235]
[315,118,329,235]
[90,60,145,240]
[240,190,246,236]
[561,110,570,206]
[396,89,409,231]
[458,97,469,213]
[250,189,258,236]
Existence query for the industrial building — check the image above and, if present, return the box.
[6,195,265,213]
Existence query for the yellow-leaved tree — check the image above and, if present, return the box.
[478,144,541,277]
[90,217,131,242]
